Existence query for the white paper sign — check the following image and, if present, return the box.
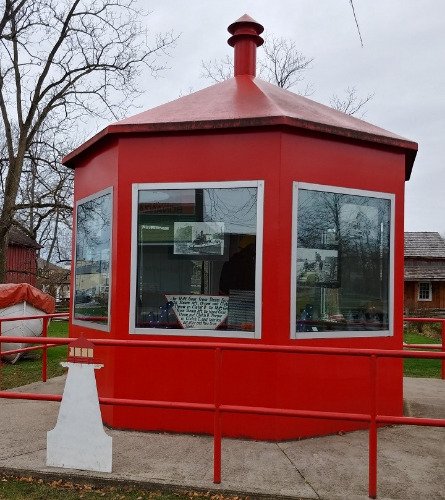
[165,294,228,329]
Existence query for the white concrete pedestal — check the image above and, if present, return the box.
[47,362,112,472]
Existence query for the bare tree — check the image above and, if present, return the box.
[201,54,234,85]
[13,122,74,265]
[329,87,374,117]
[1,120,79,281]
[202,34,313,95]
[0,0,178,282]
[259,35,313,93]
[202,33,373,115]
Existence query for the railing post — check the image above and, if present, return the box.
[42,316,49,383]
[213,347,222,484]
[0,319,2,389]
[441,321,445,380]
[368,354,378,499]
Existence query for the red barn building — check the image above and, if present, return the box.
[64,16,418,439]
[6,227,40,286]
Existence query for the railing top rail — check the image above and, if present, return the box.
[0,312,68,322]
[404,317,445,323]
[1,314,442,323]
[0,335,444,359]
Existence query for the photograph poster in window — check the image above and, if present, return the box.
[173,222,225,256]
[133,184,260,335]
[74,189,112,328]
[294,185,392,337]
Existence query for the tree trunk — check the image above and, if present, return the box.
[46,209,60,265]
[0,151,27,283]
[0,224,9,283]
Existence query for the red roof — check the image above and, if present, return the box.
[63,76,417,177]
[69,336,94,349]
[67,336,95,363]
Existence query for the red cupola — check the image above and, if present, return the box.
[227,14,264,77]
[64,16,417,440]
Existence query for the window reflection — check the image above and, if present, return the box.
[296,188,391,334]
[74,191,112,327]
[135,186,259,333]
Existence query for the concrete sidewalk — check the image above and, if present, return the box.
[0,377,443,500]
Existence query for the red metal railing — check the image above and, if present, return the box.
[0,313,69,382]
[0,333,444,499]
[403,317,445,379]
[1,313,442,382]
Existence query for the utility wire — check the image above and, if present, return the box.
[349,0,364,47]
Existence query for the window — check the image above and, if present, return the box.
[418,282,432,301]
[291,183,394,339]
[130,181,264,338]
[73,188,112,330]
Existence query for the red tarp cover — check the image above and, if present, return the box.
[0,283,55,314]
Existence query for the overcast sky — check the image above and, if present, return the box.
[124,0,444,233]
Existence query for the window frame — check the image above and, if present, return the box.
[290,182,395,339]
[129,180,264,338]
[72,187,113,332]
[418,282,432,301]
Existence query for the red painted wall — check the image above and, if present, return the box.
[6,245,38,286]
[71,129,406,440]
[71,138,119,424]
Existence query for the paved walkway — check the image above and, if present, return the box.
[0,377,443,500]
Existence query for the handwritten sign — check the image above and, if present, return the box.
[165,294,228,330]
[228,289,255,330]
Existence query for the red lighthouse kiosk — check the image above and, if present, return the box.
[64,15,418,440]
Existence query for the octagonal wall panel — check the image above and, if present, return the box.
[67,128,406,439]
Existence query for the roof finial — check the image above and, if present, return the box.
[228,14,264,77]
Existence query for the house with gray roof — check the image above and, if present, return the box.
[404,232,445,314]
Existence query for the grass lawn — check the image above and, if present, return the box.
[403,330,442,378]
[0,474,245,500]
[0,320,68,390]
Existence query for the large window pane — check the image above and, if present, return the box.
[74,190,112,327]
[134,185,260,334]
[294,186,392,337]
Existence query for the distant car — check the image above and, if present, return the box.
[75,291,92,303]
